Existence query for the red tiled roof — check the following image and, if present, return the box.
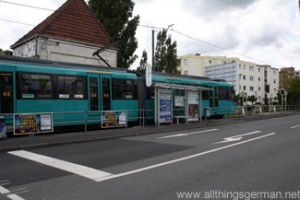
[11,0,111,48]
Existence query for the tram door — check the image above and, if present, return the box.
[101,77,111,110]
[214,87,219,107]
[0,72,14,114]
[88,75,111,111]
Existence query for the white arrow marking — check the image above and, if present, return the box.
[214,131,262,144]
[157,129,219,139]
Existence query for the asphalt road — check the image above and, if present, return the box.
[1,114,300,200]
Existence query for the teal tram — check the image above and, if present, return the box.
[0,55,235,133]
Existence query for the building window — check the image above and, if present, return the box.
[258,77,261,81]
[250,86,254,91]
[258,87,261,91]
[249,66,254,71]
[250,76,254,81]
[209,60,212,65]
[243,75,246,80]
[243,86,246,90]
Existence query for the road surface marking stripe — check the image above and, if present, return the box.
[157,129,219,139]
[0,185,10,194]
[0,186,26,200]
[7,194,26,200]
[291,124,300,129]
[8,150,112,181]
[96,132,276,182]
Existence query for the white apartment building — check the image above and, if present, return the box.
[177,54,279,105]
[261,65,280,104]
[178,54,240,76]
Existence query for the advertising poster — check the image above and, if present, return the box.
[159,93,172,123]
[0,116,6,138]
[14,113,53,135]
[174,96,184,107]
[188,92,199,122]
[101,111,127,128]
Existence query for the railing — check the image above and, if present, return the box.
[1,106,300,135]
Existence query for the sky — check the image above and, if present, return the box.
[1,0,300,70]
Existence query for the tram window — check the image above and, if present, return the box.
[18,73,53,99]
[58,75,86,99]
[219,87,231,100]
[202,91,209,100]
[112,78,137,99]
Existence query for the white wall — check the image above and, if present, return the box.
[13,37,117,67]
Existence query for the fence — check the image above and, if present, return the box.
[1,105,300,134]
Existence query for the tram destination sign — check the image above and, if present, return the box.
[14,113,53,135]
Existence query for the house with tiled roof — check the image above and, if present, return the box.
[10,0,117,67]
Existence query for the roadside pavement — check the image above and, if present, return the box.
[0,112,298,152]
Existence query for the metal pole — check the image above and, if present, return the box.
[84,111,87,133]
[152,30,155,71]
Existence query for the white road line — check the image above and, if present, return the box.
[8,150,112,182]
[0,185,10,194]
[7,194,26,200]
[157,129,219,139]
[96,132,276,182]
[291,124,300,129]
[0,186,26,200]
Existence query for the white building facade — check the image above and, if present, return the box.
[12,36,117,67]
[177,54,279,105]
[178,54,240,76]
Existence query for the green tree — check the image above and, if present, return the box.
[0,49,12,56]
[88,0,140,69]
[247,95,257,106]
[154,28,178,73]
[287,76,300,105]
[136,49,148,74]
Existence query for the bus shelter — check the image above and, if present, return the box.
[153,83,212,126]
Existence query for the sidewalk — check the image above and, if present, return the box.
[0,112,298,152]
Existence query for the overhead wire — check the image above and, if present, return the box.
[0,0,55,11]
[0,0,288,67]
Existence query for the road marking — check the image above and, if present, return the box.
[291,124,300,129]
[7,194,26,200]
[214,131,262,144]
[0,186,26,200]
[8,150,112,182]
[0,185,10,194]
[157,129,219,139]
[96,132,276,182]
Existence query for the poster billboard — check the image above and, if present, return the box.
[101,111,127,128]
[14,113,53,135]
[188,92,199,122]
[159,92,172,123]
[0,116,6,138]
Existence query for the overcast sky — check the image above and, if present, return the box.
[1,0,300,70]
